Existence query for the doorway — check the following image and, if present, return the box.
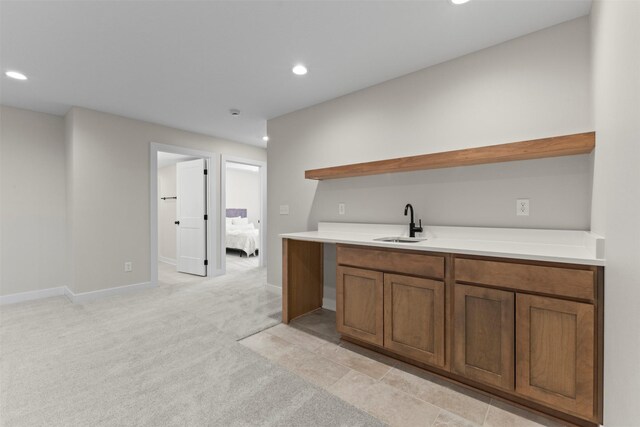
[221,156,267,274]
[150,143,220,286]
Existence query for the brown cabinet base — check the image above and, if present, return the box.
[282,240,603,426]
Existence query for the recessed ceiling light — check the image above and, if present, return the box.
[262,136,269,142]
[292,64,308,76]
[5,70,27,80]
[450,0,471,4]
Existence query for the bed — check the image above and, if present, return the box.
[225,208,260,257]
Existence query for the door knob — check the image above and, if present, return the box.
[174,221,180,225]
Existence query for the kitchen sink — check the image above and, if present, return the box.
[373,236,427,243]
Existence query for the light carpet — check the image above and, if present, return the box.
[0,260,384,426]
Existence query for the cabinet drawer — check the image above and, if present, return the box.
[455,258,594,301]
[337,245,444,279]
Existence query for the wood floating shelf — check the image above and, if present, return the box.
[305,132,595,180]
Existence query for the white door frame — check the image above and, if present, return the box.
[221,155,267,272]
[150,142,221,286]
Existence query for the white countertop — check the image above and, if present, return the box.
[280,223,605,266]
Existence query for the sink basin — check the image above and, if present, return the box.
[373,236,427,243]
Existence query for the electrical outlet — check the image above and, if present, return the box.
[516,199,530,216]
[279,205,289,215]
[124,262,133,272]
[338,203,346,215]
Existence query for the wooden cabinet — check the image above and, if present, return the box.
[336,266,384,346]
[383,274,445,367]
[516,294,595,420]
[336,246,447,367]
[452,284,515,391]
[324,246,603,425]
[451,256,602,424]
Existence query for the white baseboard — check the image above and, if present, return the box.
[64,281,156,303]
[158,256,176,265]
[2,281,157,306]
[265,282,281,294]
[0,286,67,305]
[322,298,336,312]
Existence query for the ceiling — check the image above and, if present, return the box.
[1,0,591,147]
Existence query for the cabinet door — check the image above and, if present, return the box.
[453,284,515,390]
[383,274,445,367]
[516,294,595,420]
[336,266,384,346]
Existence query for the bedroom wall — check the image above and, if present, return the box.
[66,107,266,294]
[0,106,67,297]
[266,17,593,294]
[226,166,261,227]
[158,164,177,264]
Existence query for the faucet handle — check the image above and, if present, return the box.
[416,219,423,232]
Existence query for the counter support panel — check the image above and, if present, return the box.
[282,238,324,323]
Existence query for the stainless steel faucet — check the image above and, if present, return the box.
[404,203,423,238]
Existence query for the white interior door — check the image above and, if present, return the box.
[176,158,207,276]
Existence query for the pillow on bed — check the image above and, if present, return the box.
[226,217,239,226]
[232,217,249,225]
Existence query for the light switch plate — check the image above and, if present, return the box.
[279,205,289,215]
[516,199,530,216]
[338,203,345,215]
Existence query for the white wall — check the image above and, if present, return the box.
[267,17,593,288]
[590,1,640,425]
[0,106,67,296]
[158,164,177,263]
[226,166,261,226]
[64,108,76,300]
[66,107,266,293]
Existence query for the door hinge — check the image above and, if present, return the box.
[204,260,208,266]
[204,214,208,220]
[204,169,208,175]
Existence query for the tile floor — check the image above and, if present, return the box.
[240,309,565,427]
